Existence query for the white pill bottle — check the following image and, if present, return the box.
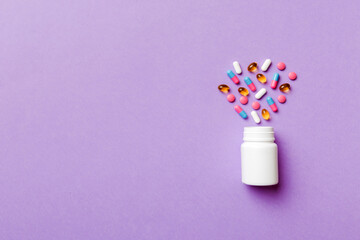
[241,127,278,186]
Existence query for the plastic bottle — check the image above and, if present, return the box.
[241,126,278,186]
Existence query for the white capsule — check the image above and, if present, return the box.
[233,61,242,74]
[261,59,272,72]
[255,88,267,99]
[251,111,261,124]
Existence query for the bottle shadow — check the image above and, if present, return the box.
[245,135,288,199]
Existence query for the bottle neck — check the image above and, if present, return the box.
[243,127,275,142]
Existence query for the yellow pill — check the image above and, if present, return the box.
[256,73,267,83]
[218,84,230,93]
[279,83,291,93]
[238,87,249,96]
[261,109,270,120]
[247,62,258,72]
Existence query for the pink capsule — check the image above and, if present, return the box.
[234,105,248,119]
[244,77,257,92]
[271,73,279,89]
[266,97,278,112]
[227,70,240,84]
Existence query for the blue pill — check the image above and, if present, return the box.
[244,77,252,85]
[267,97,275,105]
[273,73,279,81]
[227,70,235,78]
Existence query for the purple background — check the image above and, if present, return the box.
[0,0,360,239]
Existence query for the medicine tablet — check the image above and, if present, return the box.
[271,73,279,89]
[233,61,242,74]
[227,94,235,102]
[234,105,248,119]
[255,88,267,100]
[240,96,248,105]
[244,77,256,92]
[267,97,278,112]
[261,59,271,71]
[289,72,297,80]
[227,70,240,84]
[252,101,260,110]
[278,95,286,103]
[251,111,261,124]
[277,62,286,71]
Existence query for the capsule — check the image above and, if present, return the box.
[233,61,242,74]
[234,105,248,119]
[250,111,261,124]
[227,70,240,84]
[238,87,249,96]
[247,62,257,72]
[244,77,256,92]
[279,83,291,93]
[261,59,271,71]
[255,88,267,100]
[256,73,267,83]
[266,97,278,112]
[271,73,279,89]
[218,84,230,93]
[261,109,270,120]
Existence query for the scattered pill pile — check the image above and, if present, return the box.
[218,59,297,124]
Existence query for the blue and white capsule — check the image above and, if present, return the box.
[244,77,256,92]
[234,105,248,119]
[266,97,278,112]
[271,73,279,89]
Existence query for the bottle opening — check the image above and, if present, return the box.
[243,126,275,142]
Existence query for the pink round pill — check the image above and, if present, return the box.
[252,101,260,110]
[277,62,286,71]
[240,96,248,105]
[227,94,235,102]
[289,72,297,80]
[277,95,286,103]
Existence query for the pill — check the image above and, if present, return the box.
[261,59,271,71]
[227,70,240,84]
[252,101,260,110]
[227,94,235,102]
[278,95,286,103]
[256,73,267,83]
[238,87,249,96]
[218,84,230,93]
[251,111,261,124]
[247,62,257,72]
[240,96,248,105]
[279,83,291,93]
[255,88,267,99]
[289,72,297,80]
[244,77,256,92]
[277,62,286,71]
[266,97,278,112]
[271,73,279,89]
[234,105,248,119]
[233,61,242,74]
[261,109,270,120]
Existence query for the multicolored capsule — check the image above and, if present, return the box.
[266,97,278,112]
[271,73,279,89]
[244,77,256,92]
[227,70,240,84]
[234,105,248,119]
